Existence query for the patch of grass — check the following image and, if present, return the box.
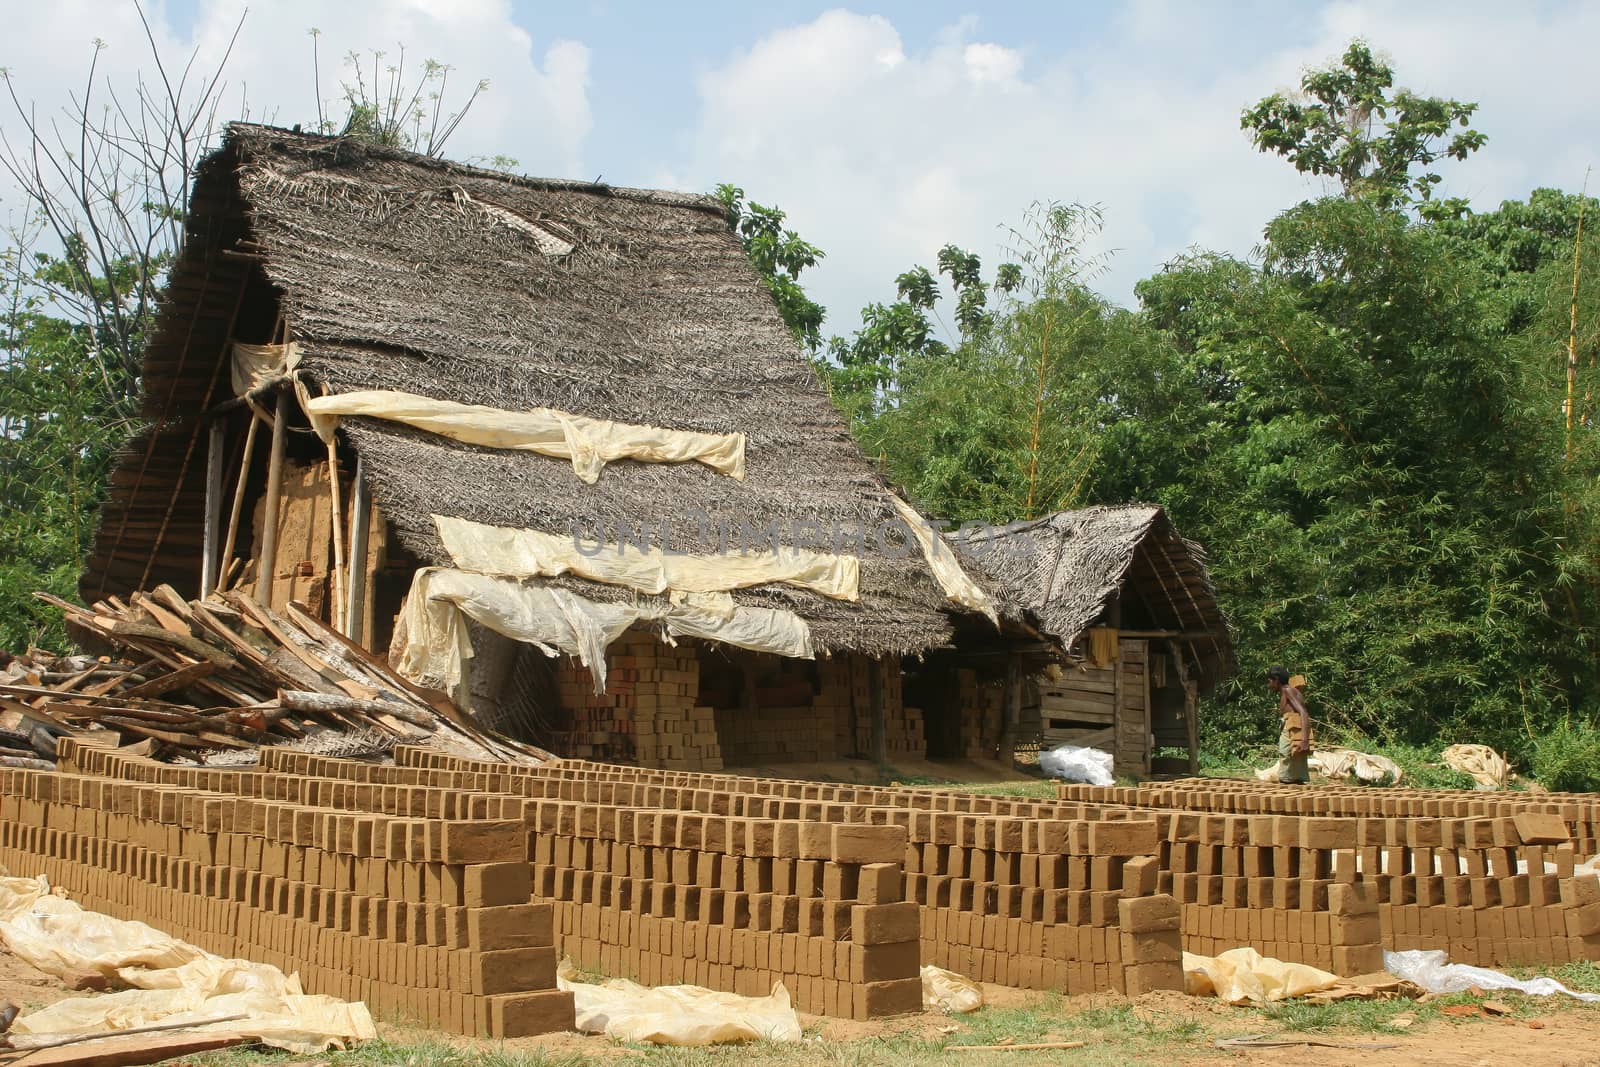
[1256,995,1434,1033]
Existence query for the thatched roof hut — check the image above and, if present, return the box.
[953,504,1234,690]
[81,123,974,662]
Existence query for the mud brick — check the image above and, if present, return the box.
[1122,856,1159,896]
[1561,876,1600,907]
[1117,894,1179,933]
[858,862,903,905]
[1502,819,1561,855]
[1119,928,1181,964]
[471,947,558,995]
[853,976,922,1018]
[851,902,919,946]
[1331,944,1384,975]
[1565,902,1600,938]
[488,989,575,1037]
[463,862,532,908]
[1302,818,1357,850]
[468,903,554,950]
[1088,821,1158,856]
[832,824,906,865]
[848,941,920,982]
[1124,961,1184,994]
[1327,882,1376,916]
[440,822,524,864]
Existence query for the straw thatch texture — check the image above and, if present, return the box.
[952,505,1234,690]
[82,124,957,655]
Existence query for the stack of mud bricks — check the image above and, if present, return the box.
[955,669,1004,760]
[850,663,922,758]
[908,811,1181,994]
[399,748,1184,997]
[1152,812,1384,973]
[276,744,924,1019]
[560,633,723,770]
[530,799,922,1018]
[1061,779,1600,969]
[32,739,574,1038]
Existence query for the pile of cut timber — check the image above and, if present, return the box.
[0,587,539,767]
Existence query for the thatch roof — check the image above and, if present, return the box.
[951,505,1234,691]
[81,123,963,656]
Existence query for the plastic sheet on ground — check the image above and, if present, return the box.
[557,958,801,1045]
[922,965,983,1014]
[0,875,374,1053]
[1256,747,1402,785]
[1039,743,1114,787]
[1441,744,1510,790]
[1384,949,1600,1003]
[890,496,998,624]
[393,568,813,697]
[1183,948,1341,1005]
[304,389,746,483]
[433,513,859,602]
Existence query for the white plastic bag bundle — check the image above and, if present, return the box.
[557,958,801,1045]
[1038,744,1114,786]
[1384,949,1600,1002]
[921,965,983,1013]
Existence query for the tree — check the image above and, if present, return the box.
[1242,41,1486,214]
[714,184,827,354]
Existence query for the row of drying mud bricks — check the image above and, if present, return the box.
[19,741,572,1038]
[241,746,926,1018]
[1061,780,1600,968]
[396,749,1186,995]
[60,743,933,1021]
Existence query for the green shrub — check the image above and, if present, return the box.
[1529,718,1600,793]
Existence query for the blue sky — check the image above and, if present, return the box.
[5,2,1595,342]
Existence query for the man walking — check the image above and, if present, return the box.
[1267,666,1312,784]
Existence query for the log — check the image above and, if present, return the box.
[116,660,218,700]
[279,690,436,731]
[201,420,225,597]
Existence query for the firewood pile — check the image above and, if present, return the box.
[0,586,542,768]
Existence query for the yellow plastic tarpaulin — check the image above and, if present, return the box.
[1183,948,1340,1005]
[0,875,374,1054]
[230,341,301,397]
[393,568,814,696]
[557,958,801,1045]
[434,514,860,602]
[303,389,746,484]
[890,495,997,624]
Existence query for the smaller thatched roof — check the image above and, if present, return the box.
[951,505,1234,691]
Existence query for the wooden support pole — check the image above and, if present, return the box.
[325,436,347,633]
[200,421,226,597]
[218,414,259,592]
[1000,653,1021,767]
[344,457,371,647]
[868,654,886,765]
[256,395,288,605]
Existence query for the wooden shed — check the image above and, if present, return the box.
[951,506,1234,777]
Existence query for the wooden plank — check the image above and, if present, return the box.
[115,660,218,700]
[1040,693,1116,717]
[256,395,288,602]
[201,419,225,597]
[1042,726,1113,748]
[8,1030,249,1067]
[1044,677,1115,696]
[344,457,371,646]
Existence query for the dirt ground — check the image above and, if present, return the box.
[5,948,1600,1067]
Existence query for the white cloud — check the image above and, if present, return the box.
[670,5,1599,333]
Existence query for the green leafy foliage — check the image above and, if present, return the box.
[714,184,827,352]
[1242,41,1486,211]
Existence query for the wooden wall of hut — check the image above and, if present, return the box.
[1037,629,1199,778]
